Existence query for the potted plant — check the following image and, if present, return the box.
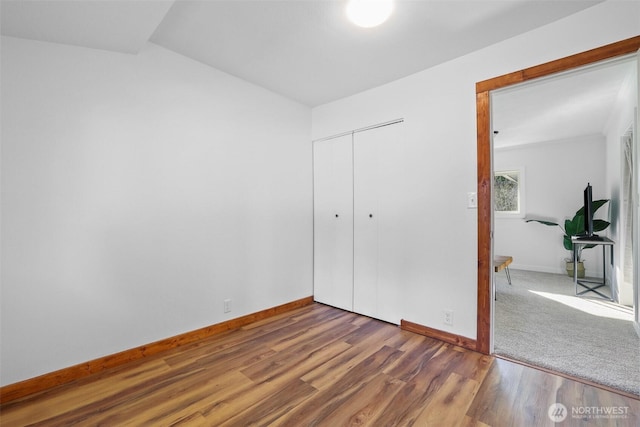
[525,199,610,277]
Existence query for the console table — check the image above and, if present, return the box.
[571,236,614,301]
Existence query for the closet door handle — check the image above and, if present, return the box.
[369,214,373,218]
[335,214,339,218]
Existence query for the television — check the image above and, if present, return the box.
[583,183,594,237]
[581,183,602,240]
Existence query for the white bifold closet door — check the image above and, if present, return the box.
[353,124,399,321]
[313,122,403,323]
[313,135,354,311]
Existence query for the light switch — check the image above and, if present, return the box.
[467,192,477,209]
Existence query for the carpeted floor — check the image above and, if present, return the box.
[494,268,640,397]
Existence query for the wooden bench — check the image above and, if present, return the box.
[494,255,512,285]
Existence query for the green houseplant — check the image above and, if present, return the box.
[525,199,610,277]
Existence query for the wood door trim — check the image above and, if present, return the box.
[475,35,640,354]
[476,89,492,354]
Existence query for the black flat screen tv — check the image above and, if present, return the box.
[583,183,594,237]
[578,183,603,241]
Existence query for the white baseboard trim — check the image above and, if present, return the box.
[509,263,564,275]
[509,263,604,277]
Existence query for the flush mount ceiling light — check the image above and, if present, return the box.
[346,0,394,28]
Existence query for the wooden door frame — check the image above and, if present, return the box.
[475,35,640,354]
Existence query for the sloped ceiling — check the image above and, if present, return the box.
[493,57,637,149]
[1,0,605,107]
[0,0,174,54]
[3,0,633,149]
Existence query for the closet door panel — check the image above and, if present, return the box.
[313,135,354,311]
[374,124,405,325]
[353,130,379,317]
[353,123,404,322]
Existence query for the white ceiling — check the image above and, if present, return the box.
[1,0,604,107]
[3,0,632,148]
[0,0,174,54]
[492,56,637,149]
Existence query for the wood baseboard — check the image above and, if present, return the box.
[400,319,477,352]
[0,296,314,405]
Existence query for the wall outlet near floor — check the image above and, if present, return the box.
[443,309,454,326]
[224,299,232,313]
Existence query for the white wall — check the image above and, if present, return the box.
[494,135,607,275]
[312,0,639,340]
[0,37,312,386]
[2,1,638,387]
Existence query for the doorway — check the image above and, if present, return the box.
[487,55,638,395]
[474,36,640,357]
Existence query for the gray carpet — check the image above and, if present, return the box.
[494,269,640,397]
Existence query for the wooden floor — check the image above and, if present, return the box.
[1,303,638,426]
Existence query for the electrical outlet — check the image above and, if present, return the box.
[224,299,231,313]
[443,310,454,326]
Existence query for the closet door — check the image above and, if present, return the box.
[353,124,400,321]
[313,135,354,311]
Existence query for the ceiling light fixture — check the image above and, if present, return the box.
[346,0,394,28]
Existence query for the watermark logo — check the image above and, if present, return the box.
[548,403,567,423]
[548,403,630,423]
[571,405,629,420]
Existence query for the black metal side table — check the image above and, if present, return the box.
[571,236,614,301]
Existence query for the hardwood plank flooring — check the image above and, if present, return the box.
[1,303,638,426]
